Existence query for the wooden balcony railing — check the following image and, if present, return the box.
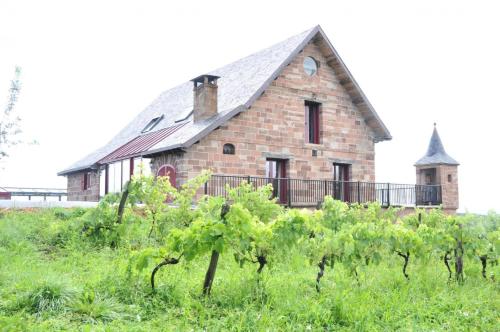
[204,175,442,208]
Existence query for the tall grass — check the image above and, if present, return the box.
[0,208,498,331]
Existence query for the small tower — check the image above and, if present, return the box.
[415,124,459,213]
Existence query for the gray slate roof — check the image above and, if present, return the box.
[415,125,459,166]
[59,25,391,175]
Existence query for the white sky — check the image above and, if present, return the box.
[1,0,499,213]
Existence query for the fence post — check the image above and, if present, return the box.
[357,181,361,203]
[414,185,418,206]
[287,178,291,208]
[204,181,208,195]
[324,180,327,199]
[386,183,391,206]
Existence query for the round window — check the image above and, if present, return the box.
[303,57,318,76]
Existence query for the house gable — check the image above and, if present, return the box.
[177,38,378,182]
[58,25,390,177]
[175,26,390,152]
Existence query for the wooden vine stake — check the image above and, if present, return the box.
[202,203,230,296]
[117,181,130,224]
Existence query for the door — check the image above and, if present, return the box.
[419,168,438,205]
[266,159,288,204]
[333,163,350,202]
[157,164,176,188]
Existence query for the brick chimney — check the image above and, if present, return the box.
[191,74,220,122]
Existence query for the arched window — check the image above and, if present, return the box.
[223,143,235,155]
[157,164,176,187]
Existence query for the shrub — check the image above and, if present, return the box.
[18,281,77,316]
[71,291,130,323]
[80,194,124,248]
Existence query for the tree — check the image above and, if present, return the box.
[0,66,22,160]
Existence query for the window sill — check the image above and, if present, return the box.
[304,143,324,149]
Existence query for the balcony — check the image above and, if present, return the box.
[205,175,442,208]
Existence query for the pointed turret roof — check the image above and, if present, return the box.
[415,124,459,166]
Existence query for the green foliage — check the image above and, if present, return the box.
[1,171,500,329]
[79,194,125,247]
[227,181,282,223]
[53,207,86,221]
[164,195,226,261]
[1,204,500,330]
[21,281,77,315]
[128,170,212,237]
[71,291,129,323]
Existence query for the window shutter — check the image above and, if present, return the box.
[82,173,86,190]
[304,105,310,143]
[313,105,320,144]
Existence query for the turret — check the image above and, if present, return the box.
[415,124,459,213]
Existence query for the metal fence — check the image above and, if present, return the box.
[204,175,442,207]
[0,187,67,201]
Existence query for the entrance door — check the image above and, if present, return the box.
[266,159,288,204]
[333,163,350,202]
[157,164,176,188]
[418,168,438,205]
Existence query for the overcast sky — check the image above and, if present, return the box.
[1,0,498,213]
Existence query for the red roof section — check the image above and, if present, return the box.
[99,122,188,164]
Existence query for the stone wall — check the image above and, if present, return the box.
[415,164,459,212]
[71,39,380,201]
[164,40,376,184]
[439,165,459,211]
[67,170,100,201]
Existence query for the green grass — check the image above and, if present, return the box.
[0,209,498,331]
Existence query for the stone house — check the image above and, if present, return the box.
[58,25,458,212]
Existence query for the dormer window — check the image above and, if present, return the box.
[142,115,164,133]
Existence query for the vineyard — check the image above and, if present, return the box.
[0,171,499,331]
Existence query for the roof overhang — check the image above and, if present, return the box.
[57,164,99,176]
[98,122,188,164]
